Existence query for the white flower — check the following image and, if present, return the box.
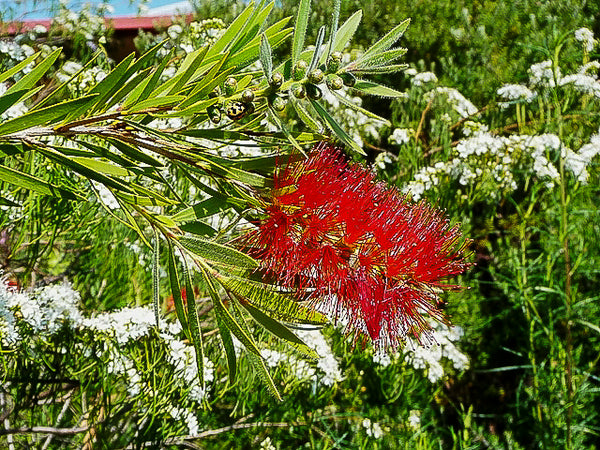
[574,27,596,52]
[427,87,478,118]
[529,60,561,87]
[389,128,411,145]
[412,71,438,86]
[497,84,537,102]
[559,73,600,97]
[362,417,384,439]
[407,410,421,430]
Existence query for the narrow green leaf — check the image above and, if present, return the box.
[87,53,136,113]
[206,1,255,58]
[214,305,237,382]
[0,51,38,84]
[229,298,282,401]
[246,351,282,401]
[0,89,29,116]
[171,196,230,223]
[260,33,273,80]
[216,274,328,325]
[5,48,61,96]
[103,67,153,112]
[354,48,407,69]
[184,261,205,387]
[308,25,326,74]
[167,241,189,339]
[331,90,390,126]
[0,94,98,136]
[179,221,218,237]
[351,64,408,75]
[230,1,275,54]
[267,106,305,155]
[179,54,233,108]
[331,10,362,54]
[292,0,311,65]
[107,138,164,167]
[158,98,219,118]
[352,80,407,98]
[361,18,410,62]
[165,48,209,96]
[33,51,102,110]
[290,94,322,132]
[126,95,185,113]
[70,157,133,177]
[152,228,161,327]
[179,236,258,270]
[326,0,341,62]
[0,164,83,200]
[241,301,319,359]
[309,99,365,155]
[201,267,262,358]
[224,20,292,70]
[134,47,174,105]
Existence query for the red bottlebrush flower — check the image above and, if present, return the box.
[244,142,471,350]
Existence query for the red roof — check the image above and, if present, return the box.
[3,14,193,35]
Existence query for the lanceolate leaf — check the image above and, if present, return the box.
[260,33,273,80]
[171,196,231,223]
[229,299,282,401]
[167,241,189,339]
[206,1,255,58]
[152,228,161,327]
[241,301,319,359]
[351,80,407,98]
[0,164,83,201]
[292,0,311,65]
[201,267,262,358]
[0,51,38,84]
[326,0,341,62]
[5,48,61,97]
[354,48,408,70]
[215,274,328,325]
[331,90,390,126]
[308,26,326,74]
[331,10,362,55]
[351,64,408,75]
[290,95,322,132]
[309,99,365,155]
[184,261,205,387]
[0,95,98,137]
[0,89,29,116]
[179,236,258,270]
[361,18,410,62]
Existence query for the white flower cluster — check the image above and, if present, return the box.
[0,39,35,69]
[529,60,561,87]
[372,321,469,383]
[425,86,478,118]
[575,27,597,52]
[403,128,600,200]
[1,277,214,434]
[411,71,438,86]
[260,328,343,387]
[497,84,537,107]
[52,1,108,41]
[389,128,412,146]
[0,280,81,343]
[56,61,108,95]
[362,417,384,439]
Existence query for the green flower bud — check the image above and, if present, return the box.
[224,77,237,96]
[306,83,322,100]
[269,72,284,89]
[293,60,308,81]
[326,74,344,90]
[327,51,343,72]
[292,84,306,99]
[241,89,255,103]
[270,96,286,112]
[207,105,222,124]
[339,72,357,87]
[308,68,324,84]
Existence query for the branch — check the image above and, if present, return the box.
[0,426,89,436]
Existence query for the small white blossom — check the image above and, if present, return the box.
[574,27,596,52]
[412,71,438,86]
